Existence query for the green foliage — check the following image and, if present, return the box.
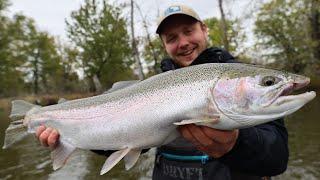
[66,0,134,91]
[0,14,29,96]
[1,0,135,96]
[0,11,81,96]
[56,45,83,93]
[254,0,320,74]
[0,0,9,13]
[204,17,246,56]
[143,37,167,74]
[10,15,66,94]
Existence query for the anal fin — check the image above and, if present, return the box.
[100,148,130,175]
[124,149,141,170]
[51,140,76,170]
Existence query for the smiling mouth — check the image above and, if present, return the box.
[179,47,196,56]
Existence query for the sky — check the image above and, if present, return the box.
[6,0,257,43]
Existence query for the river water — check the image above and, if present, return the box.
[0,90,319,180]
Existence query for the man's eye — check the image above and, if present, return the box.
[185,29,193,35]
[166,36,176,43]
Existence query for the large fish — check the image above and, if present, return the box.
[2,63,316,175]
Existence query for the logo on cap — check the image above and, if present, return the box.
[164,6,182,16]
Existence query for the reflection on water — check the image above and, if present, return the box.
[0,91,319,179]
[275,90,320,180]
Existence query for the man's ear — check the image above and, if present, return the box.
[201,23,209,35]
[159,35,166,48]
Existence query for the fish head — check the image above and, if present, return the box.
[212,68,316,127]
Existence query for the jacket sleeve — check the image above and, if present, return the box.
[219,119,289,176]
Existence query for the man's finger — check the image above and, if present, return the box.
[47,129,59,149]
[36,125,46,138]
[39,127,53,147]
[178,125,200,146]
[185,125,213,147]
[201,126,238,144]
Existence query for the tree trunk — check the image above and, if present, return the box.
[33,50,40,95]
[310,0,320,62]
[135,2,161,74]
[218,0,229,51]
[130,0,145,80]
[93,74,103,93]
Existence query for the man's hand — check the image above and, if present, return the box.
[35,125,60,149]
[178,124,239,158]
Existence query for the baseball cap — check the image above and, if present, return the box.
[156,4,202,34]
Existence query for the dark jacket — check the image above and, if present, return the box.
[155,47,288,179]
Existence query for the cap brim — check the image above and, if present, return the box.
[156,13,200,34]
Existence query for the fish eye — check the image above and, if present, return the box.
[261,76,279,86]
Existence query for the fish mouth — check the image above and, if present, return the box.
[280,77,310,96]
[272,91,316,107]
[271,77,316,106]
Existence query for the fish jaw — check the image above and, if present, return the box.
[264,75,314,111]
[270,91,316,114]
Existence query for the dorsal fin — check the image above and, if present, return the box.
[104,80,140,94]
[58,98,68,104]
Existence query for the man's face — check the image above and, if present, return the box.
[160,15,208,67]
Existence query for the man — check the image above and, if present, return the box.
[37,4,288,180]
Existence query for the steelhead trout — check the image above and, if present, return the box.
[2,63,316,175]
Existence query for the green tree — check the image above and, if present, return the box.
[66,0,134,92]
[309,0,320,71]
[56,44,82,93]
[0,0,9,13]
[143,37,167,75]
[36,32,65,93]
[0,1,81,96]
[204,17,246,57]
[0,14,28,96]
[254,0,320,74]
[15,17,65,94]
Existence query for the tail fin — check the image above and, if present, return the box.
[2,120,28,149]
[3,100,39,149]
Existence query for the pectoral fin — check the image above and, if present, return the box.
[174,118,219,126]
[124,149,141,170]
[100,148,131,175]
[51,140,76,170]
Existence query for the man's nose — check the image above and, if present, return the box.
[178,36,189,49]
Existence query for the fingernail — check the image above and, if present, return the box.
[52,129,58,135]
